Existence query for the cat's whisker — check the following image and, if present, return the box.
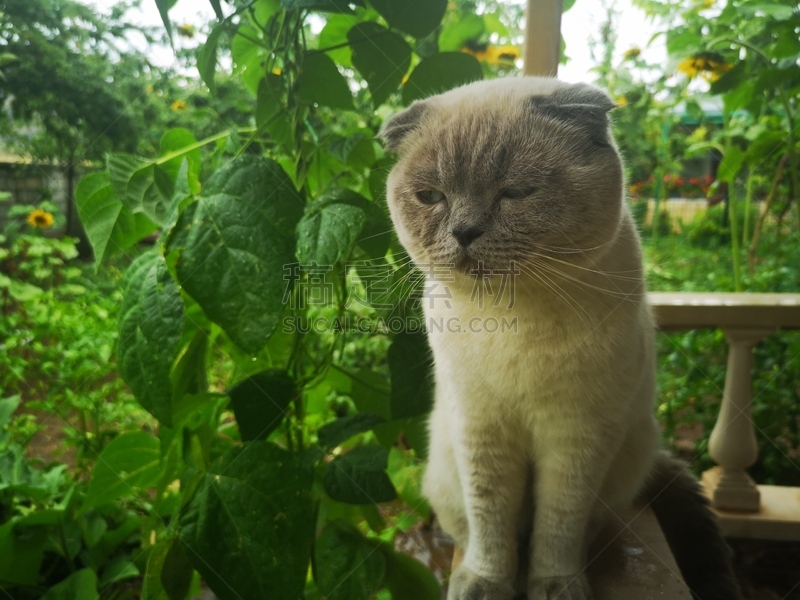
[520,258,642,302]
[517,262,593,330]
[515,249,642,281]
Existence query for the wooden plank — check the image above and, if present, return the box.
[522,0,562,77]
[708,485,800,541]
[649,292,800,330]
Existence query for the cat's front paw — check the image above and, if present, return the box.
[528,574,592,600]
[447,566,516,600]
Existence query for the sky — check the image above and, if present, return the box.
[79,0,666,84]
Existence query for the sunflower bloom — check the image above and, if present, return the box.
[27,209,54,229]
[178,24,195,38]
[677,53,732,82]
[624,47,641,60]
[461,44,521,67]
[171,100,188,111]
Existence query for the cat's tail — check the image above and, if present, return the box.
[638,453,742,600]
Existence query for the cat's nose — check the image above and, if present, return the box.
[452,224,484,247]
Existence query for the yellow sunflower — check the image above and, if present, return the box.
[677,53,732,82]
[624,47,641,60]
[178,24,195,38]
[171,100,188,111]
[27,209,54,229]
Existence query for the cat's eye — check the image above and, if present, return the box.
[501,188,536,200]
[416,190,446,205]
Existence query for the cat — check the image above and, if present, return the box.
[380,77,740,600]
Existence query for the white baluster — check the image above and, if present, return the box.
[702,328,771,511]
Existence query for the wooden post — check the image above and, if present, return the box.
[523,0,563,77]
[701,328,770,511]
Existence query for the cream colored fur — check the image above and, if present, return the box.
[383,77,661,600]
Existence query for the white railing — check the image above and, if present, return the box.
[650,292,800,538]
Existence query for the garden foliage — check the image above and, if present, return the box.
[63,0,529,597]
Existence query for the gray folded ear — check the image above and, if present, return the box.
[528,83,617,146]
[378,101,428,153]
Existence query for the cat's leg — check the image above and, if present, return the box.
[446,417,527,600]
[527,438,616,600]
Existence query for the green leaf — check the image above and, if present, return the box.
[83,432,161,509]
[296,202,366,265]
[228,370,296,441]
[718,146,745,183]
[208,0,224,20]
[155,0,177,41]
[666,28,700,55]
[256,72,284,128]
[0,395,19,429]
[144,534,193,600]
[40,568,98,600]
[368,0,446,38]
[180,443,316,600]
[99,558,140,587]
[160,128,201,195]
[402,52,483,104]
[282,0,361,11]
[741,3,795,20]
[349,23,412,106]
[318,13,360,67]
[298,53,354,110]
[323,445,397,504]
[168,156,303,354]
[75,172,157,265]
[314,523,386,600]
[0,521,47,587]
[383,548,441,600]
[117,252,184,424]
[710,61,746,95]
[107,154,171,226]
[439,14,485,52]
[198,24,224,93]
[388,330,434,419]
[318,413,385,450]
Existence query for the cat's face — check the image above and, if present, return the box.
[381,78,624,276]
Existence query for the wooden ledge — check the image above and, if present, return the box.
[588,507,690,600]
[649,292,800,331]
[704,484,800,541]
[450,508,690,599]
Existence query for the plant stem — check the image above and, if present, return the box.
[742,167,754,248]
[749,153,788,273]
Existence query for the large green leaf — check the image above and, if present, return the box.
[75,172,157,266]
[317,413,385,450]
[368,0,446,38]
[0,521,47,586]
[83,432,161,509]
[402,52,483,104]
[117,252,184,425]
[160,128,201,195]
[169,156,303,354]
[298,52,354,110]
[228,370,296,441]
[718,146,745,183]
[198,24,224,92]
[107,154,171,226]
[383,547,441,600]
[180,443,316,600]
[296,202,366,265]
[388,330,434,419]
[439,13,485,52]
[349,23,411,106]
[40,568,98,600]
[318,13,360,67]
[323,445,397,504]
[143,534,193,600]
[314,523,386,600]
[282,0,362,11]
